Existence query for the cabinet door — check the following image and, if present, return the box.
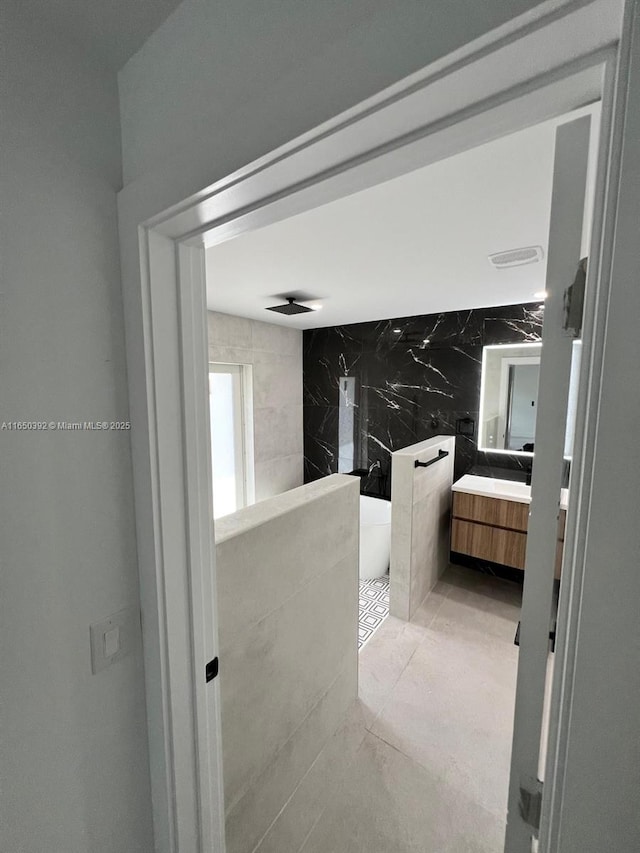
[491,527,528,570]
[452,518,527,569]
[453,492,529,531]
[451,519,494,562]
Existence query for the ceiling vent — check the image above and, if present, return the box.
[266,296,313,315]
[488,246,544,269]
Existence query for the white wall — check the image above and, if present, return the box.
[208,311,303,501]
[0,9,153,853]
[118,0,546,186]
[214,476,359,853]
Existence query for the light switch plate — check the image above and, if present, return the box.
[90,607,138,674]
[103,626,120,658]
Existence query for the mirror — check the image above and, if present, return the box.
[479,343,541,453]
[479,341,582,457]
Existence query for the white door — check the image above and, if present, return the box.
[504,115,591,849]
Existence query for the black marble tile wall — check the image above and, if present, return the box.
[303,302,544,497]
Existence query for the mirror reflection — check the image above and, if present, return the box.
[479,341,582,457]
[479,343,541,453]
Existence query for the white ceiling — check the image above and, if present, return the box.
[206,105,598,329]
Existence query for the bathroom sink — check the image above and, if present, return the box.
[452,474,568,509]
[452,474,531,502]
[490,480,532,501]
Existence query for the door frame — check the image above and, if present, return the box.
[117,2,631,851]
[506,112,593,851]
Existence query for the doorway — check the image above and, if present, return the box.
[200,104,594,853]
[117,3,636,851]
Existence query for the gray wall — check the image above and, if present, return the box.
[214,476,359,853]
[118,0,546,185]
[208,311,303,502]
[0,7,153,853]
[390,437,456,621]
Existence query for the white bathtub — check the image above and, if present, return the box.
[359,495,391,580]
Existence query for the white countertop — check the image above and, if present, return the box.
[452,474,568,510]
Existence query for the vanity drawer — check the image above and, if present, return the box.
[452,491,529,532]
[451,519,527,570]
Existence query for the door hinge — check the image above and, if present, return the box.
[205,656,219,683]
[519,779,544,834]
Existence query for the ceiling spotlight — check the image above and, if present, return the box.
[392,328,402,334]
[534,290,548,299]
[423,338,430,344]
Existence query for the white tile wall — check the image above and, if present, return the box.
[214,475,360,853]
[208,311,303,502]
[390,436,455,621]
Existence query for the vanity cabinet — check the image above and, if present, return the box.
[451,488,566,575]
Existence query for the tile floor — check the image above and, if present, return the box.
[300,564,522,853]
[358,575,390,649]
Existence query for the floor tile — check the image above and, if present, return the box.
[358,574,390,649]
[358,616,423,726]
[408,577,449,628]
[297,565,520,852]
[370,629,517,817]
[431,571,522,645]
[300,733,504,853]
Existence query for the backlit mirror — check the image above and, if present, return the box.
[479,343,541,454]
[479,341,582,457]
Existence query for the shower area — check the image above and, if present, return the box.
[303,303,546,647]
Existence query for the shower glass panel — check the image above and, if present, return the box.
[209,364,250,518]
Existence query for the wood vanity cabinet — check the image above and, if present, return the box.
[451,491,566,575]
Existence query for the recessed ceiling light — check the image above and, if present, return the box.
[392,328,402,334]
[534,290,548,299]
[423,338,430,344]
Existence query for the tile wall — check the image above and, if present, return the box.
[208,311,304,501]
[214,475,359,853]
[303,302,544,496]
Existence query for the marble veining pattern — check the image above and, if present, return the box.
[303,302,543,495]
